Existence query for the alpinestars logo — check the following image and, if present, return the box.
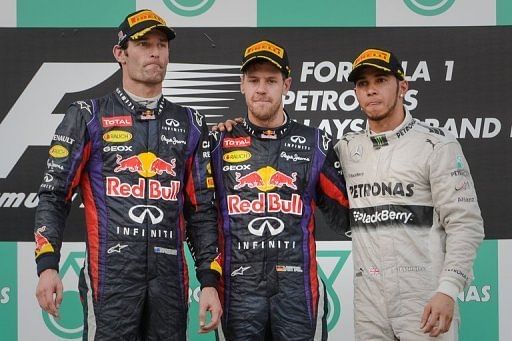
[352,209,413,224]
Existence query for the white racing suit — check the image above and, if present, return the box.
[335,111,484,340]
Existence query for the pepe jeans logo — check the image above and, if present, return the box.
[163,0,216,17]
[403,0,455,16]
[43,251,85,339]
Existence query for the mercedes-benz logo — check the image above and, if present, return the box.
[248,217,285,236]
[165,119,180,127]
[351,145,363,162]
[128,205,164,224]
[290,135,306,144]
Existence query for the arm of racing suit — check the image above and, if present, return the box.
[429,139,485,301]
[315,139,350,234]
[34,101,93,276]
[184,110,221,289]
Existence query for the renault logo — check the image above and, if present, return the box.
[248,217,285,236]
[128,205,164,224]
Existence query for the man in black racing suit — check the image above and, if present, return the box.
[34,9,221,340]
[211,40,350,340]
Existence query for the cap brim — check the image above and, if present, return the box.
[241,55,284,72]
[130,24,176,41]
[348,63,393,82]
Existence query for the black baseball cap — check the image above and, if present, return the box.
[241,40,291,77]
[348,48,405,82]
[117,9,176,46]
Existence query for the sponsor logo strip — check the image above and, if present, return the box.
[350,204,433,228]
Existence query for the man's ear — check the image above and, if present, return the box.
[113,45,125,64]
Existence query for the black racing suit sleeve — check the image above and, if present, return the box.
[184,112,221,289]
[315,146,350,234]
[34,102,91,276]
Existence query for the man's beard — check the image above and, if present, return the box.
[248,100,281,124]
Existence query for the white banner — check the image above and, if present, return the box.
[376,0,496,26]
[499,240,512,341]
[136,0,257,27]
[0,1,16,27]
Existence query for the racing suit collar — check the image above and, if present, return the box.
[242,110,292,139]
[115,87,165,118]
[365,109,415,149]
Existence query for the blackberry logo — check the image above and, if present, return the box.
[403,0,455,16]
[353,209,413,224]
[163,0,216,17]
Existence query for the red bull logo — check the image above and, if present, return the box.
[233,172,264,190]
[227,193,303,215]
[150,158,176,176]
[106,177,180,201]
[114,153,176,178]
[35,226,55,258]
[233,166,298,192]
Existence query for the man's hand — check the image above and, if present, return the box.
[211,117,243,132]
[420,292,455,337]
[198,286,222,333]
[35,269,63,318]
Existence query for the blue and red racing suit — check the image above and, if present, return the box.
[34,88,221,340]
[211,116,349,340]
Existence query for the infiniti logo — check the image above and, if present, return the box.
[165,119,180,127]
[44,173,54,182]
[128,205,164,224]
[290,135,306,144]
[248,217,285,236]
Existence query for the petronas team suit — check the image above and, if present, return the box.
[335,111,484,340]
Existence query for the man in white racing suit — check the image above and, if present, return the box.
[335,48,484,340]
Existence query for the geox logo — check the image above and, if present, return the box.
[371,135,388,149]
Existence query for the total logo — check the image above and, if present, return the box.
[114,153,176,177]
[227,193,303,216]
[163,0,216,17]
[233,166,298,191]
[403,0,455,16]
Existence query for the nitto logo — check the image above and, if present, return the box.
[163,0,216,17]
[43,251,85,339]
[403,0,455,16]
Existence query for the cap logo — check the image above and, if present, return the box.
[128,10,166,27]
[244,40,284,58]
[353,49,391,67]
